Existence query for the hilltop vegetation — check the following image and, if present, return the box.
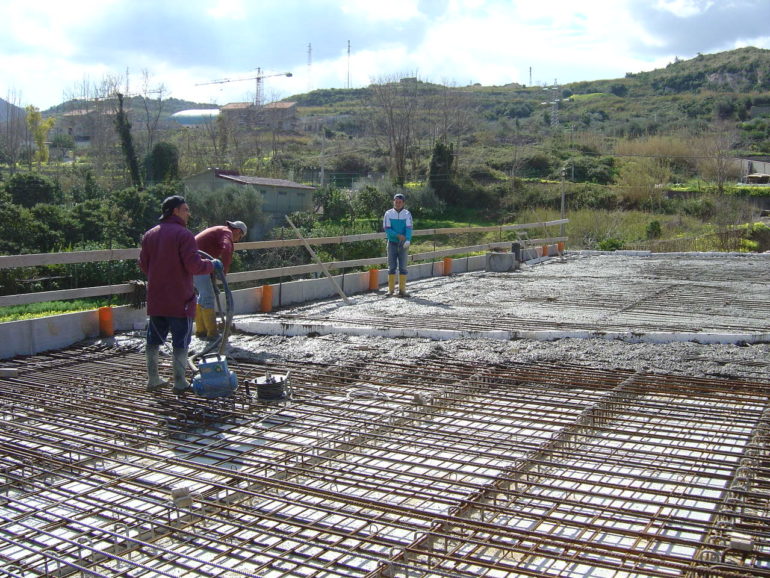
[0,47,769,276]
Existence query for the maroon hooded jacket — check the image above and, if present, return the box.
[195,225,235,273]
[139,215,214,318]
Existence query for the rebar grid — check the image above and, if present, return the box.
[0,345,768,577]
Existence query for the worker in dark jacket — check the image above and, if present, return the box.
[193,220,247,339]
[139,195,222,393]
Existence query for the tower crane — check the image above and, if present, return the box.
[196,68,292,106]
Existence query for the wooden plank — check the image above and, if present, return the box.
[0,221,569,306]
[0,248,139,269]
[0,220,568,270]
[0,284,135,307]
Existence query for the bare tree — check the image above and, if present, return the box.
[138,69,167,157]
[696,121,741,193]
[0,89,28,174]
[427,82,475,148]
[368,74,423,186]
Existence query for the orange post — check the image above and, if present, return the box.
[368,268,379,291]
[557,242,565,253]
[443,257,452,276]
[542,245,549,257]
[98,306,114,337]
[260,285,273,313]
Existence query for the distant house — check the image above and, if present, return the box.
[54,108,97,148]
[219,101,298,131]
[184,168,315,238]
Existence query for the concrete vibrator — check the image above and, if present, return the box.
[189,250,238,398]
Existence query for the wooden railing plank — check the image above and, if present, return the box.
[0,221,568,307]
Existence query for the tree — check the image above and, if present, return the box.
[696,122,741,193]
[0,190,34,254]
[145,141,180,184]
[368,75,423,186]
[1,89,28,174]
[428,140,459,203]
[138,69,167,156]
[114,92,143,189]
[28,204,74,252]
[314,185,352,222]
[50,133,75,161]
[109,186,168,245]
[25,105,55,167]
[6,173,59,207]
[351,185,391,219]
[185,185,266,235]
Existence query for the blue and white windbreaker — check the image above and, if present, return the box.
[383,208,413,243]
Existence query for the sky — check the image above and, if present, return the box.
[1,0,769,110]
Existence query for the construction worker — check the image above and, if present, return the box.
[383,193,413,297]
[193,220,247,339]
[139,195,222,393]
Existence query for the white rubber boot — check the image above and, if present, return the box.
[146,345,168,392]
[172,348,191,394]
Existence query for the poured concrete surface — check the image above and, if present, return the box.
[222,252,770,379]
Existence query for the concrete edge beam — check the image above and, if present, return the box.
[235,319,770,346]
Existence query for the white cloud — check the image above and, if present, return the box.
[655,0,715,18]
[0,0,768,109]
[206,0,249,20]
[339,0,423,21]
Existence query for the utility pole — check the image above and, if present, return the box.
[551,79,560,128]
[560,166,567,237]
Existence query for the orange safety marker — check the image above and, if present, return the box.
[368,268,379,291]
[260,285,273,313]
[98,306,114,337]
[443,257,452,276]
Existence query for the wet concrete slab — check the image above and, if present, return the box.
[237,252,770,345]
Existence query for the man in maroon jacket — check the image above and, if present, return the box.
[193,220,247,338]
[139,195,222,393]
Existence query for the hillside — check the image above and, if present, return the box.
[0,97,24,123]
[10,46,770,193]
[284,47,770,156]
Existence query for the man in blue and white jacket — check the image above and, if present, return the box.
[383,193,413,296]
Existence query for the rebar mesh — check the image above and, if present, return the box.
[0,345,768,577]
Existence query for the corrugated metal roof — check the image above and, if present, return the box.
[218,173,315,189]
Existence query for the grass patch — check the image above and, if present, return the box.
[0,298,118,323]
[517,208,713,249]
[568,93,615,101]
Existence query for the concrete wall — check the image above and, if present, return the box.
[0,305,147,359]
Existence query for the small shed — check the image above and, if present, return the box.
[184,169,315,237]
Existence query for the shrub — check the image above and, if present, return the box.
[6,173,61,207]
[597,237,624,251]
[646,220,662,239]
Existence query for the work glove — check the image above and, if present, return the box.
[403,241,410,249]
[211,259,224,272]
